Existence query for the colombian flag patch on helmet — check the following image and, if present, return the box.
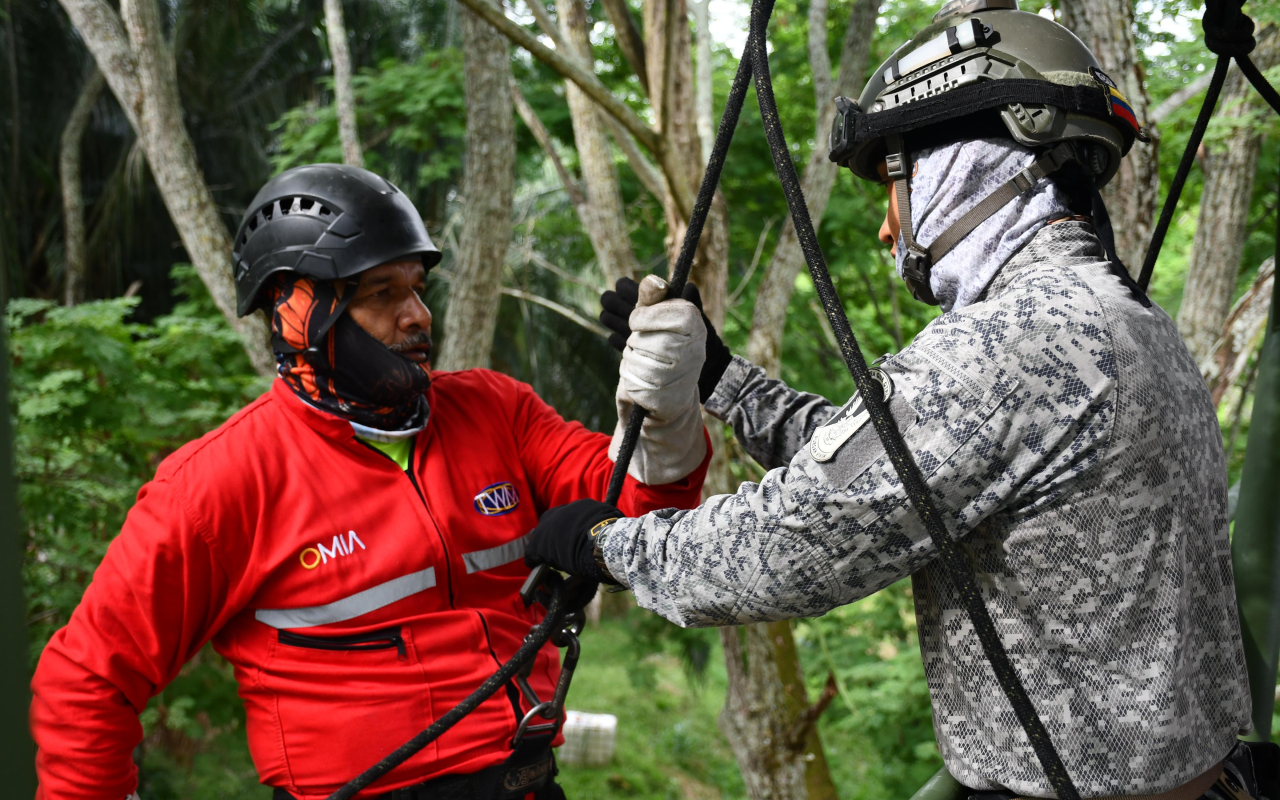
[1090,66,1140,134]
[1107,87,1140,133]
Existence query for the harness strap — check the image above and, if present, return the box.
[927,141,1075,261]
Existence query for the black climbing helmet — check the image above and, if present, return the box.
[826,0,1147,305]
[232,164,442,316]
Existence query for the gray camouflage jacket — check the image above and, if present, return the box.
[600,222,1250,797]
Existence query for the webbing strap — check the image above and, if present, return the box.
[855,79,1117,145]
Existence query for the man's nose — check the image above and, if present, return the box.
[402,294,432,332]
[879,215,897,257]
[879,216,894,247]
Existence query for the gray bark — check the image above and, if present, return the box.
[719,621,838,800]
[60,65,104,306]
[1059,0,1158,271]
[692,0,712,164]
[324,0,363,167]
[438,7,515,370]
[1177,24,1279,364]
[601,112,666,200]
[455,0,658,153]
[57,0,274,375]
[511,84,588,209]
[557,0,641,288]
[1201,256,1275,407]
[745,0,879,375]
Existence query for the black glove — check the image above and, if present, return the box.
[524,499,623,585]
[599,277,733,404]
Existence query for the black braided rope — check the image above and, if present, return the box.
[1237,55,1280,115]
[746,6,1081,799]
[327,1,1280,796]
[1138,0,1280,291]
[604,22,758,507]
[324,585,566,800]
[1137,56,1229,291]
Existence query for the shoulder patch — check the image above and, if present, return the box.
[809,371,893,463]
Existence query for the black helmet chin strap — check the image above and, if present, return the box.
[886,133,1079,306]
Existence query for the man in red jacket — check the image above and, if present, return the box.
[29,165,711,800]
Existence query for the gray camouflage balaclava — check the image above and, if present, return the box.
[897,137,1072,312]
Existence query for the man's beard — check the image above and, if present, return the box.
[389,330,434,368]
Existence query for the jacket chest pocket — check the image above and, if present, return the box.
[278,626,407,659]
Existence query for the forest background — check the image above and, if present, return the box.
[2,0,1278,796]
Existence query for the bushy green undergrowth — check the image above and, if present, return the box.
[12,267,268,665]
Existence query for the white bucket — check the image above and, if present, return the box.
[558,710,618,767]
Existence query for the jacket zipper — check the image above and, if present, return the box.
[278,627,407,660]
[405,440,456,608]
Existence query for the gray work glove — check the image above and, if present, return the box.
[609,275,708,485]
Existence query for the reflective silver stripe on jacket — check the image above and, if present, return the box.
[254,567,436,629]
[462,534,531,574]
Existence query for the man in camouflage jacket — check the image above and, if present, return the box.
[526,137,1251,798]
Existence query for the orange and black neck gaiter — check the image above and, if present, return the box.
[268,273,431,432]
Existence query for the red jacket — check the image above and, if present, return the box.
[30,370,709,800]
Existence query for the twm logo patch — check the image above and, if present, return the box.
[474,482,520,516]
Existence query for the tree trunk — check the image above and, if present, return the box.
[324,0,363,167]
[57,0,274,375]
[438,7,515,370]
[1202,256,1275,406]
[60,64,104,307]
[1059,0,1158,272]
[692,0,713,164]
[645,0,699,234]
[720,622,839,800]
[746,0,879,375]
[1177,24,1279,363]
[557,0,640,288]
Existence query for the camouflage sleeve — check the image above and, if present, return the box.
[703,355,839,469]
[600,319,1111,627]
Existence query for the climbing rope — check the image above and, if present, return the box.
[328,0,1280,797]
[325,573,571,800]
[1138,0,1280,291]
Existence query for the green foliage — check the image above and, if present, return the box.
[558,622,745,799]
[272,48,468,224]
[797,582,942,800]
[13,266,266,664]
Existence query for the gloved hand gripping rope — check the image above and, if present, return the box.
[329,0,1280,796]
